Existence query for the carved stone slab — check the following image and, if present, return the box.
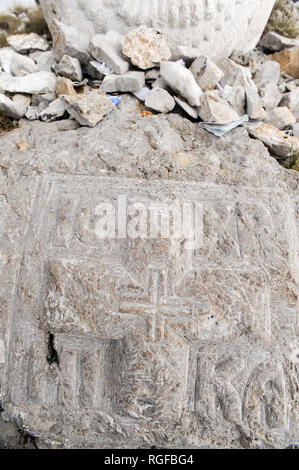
[2,174,298,448]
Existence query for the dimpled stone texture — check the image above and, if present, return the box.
[40,0,275,62]
[121,26,171,69]
[0,104,298,449]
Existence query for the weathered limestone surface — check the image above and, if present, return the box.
[0,101,298,448]
[40,0,275,61]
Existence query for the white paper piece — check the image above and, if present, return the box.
[198,115,249,136]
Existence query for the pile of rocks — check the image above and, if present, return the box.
[0,22,299,162]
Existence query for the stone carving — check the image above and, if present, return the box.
[40,0,276,60]
[0,110,298,448]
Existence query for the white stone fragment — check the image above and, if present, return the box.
[190,56,224,91]
[292,122,299,138]
[280,88,299,119]
[34,50,57,73]
[160,61,203,107]
[245,87,266,120]
[0,94,27,119]
[198,90,240,123]
[0,72,57,95]
[152,77,169,90]
[121,26,171,69]
[265,107,296,130]
[12,94,31,107]
[218,58,257,89]
[220,85,246,116]
[259,83,283,111]
[145,87,175,113]
[89,35,129,75]
[174,96,198,119]
[39,98,67,122]
[57,55,83,82]
[133,87,150,102]
[172,46,202,63]
[253,61,281,88]
[0,48,38,77]
[247,122,299,158]
[100,72,145,93]
[7,33,49,53]
[61,90,114,127]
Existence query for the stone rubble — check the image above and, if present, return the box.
[7,33,49,54]
[0,11,297,163]
[259,31,299,52]
[0,93,27,119]
[100,72,145,93]
[0,71,57,94]
[199,90,240,123]
[190,56,224,92]
[121,26,171,70]
[245,87,267,120]
[55,76,77,96]
[144,87,175,114]
[61,90,114,127]
[247,122,299,158]
[57,55,83,82]
[160,61,203,107]
[0,48,38,76]
[265,106,296,129]
[271,46,299,78]
[89,35,129,75]
[259,82,283,111]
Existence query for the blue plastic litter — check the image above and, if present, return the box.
[106,94,121,107]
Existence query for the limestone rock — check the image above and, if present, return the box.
[12,94,31,107]
[265,107,296,130]
[218,58,257,89]
[0,72,57,95]
[121,26,171,70]
[7,33,49,53]
[259,31,299,52]
[259,83,283,111]
[100,72,145,93]
[0,108,298,449]
[171,46,202,64]
[174,96,198,119]
[40,0,276,61]
[0,48,38,77]
[61,90,114,127]
[145,88,175,114]
[248,122,299,157]
[50,19,90,65]
[152,77,169,91]
[190,56,224,92]
[55,77,77,96]
[245,87,266,120]
[199,90,240,123]
[271,47,299,79]
[57,55,83,82]
[34,50,57,73]
[89,34,129,75]
[160,61,203,107]
[0,94,27,119]
[39,99,67,122]
[292,122,299,138]
[220,85,246,116]
[280,88,299,120]
[253,61,281,88]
